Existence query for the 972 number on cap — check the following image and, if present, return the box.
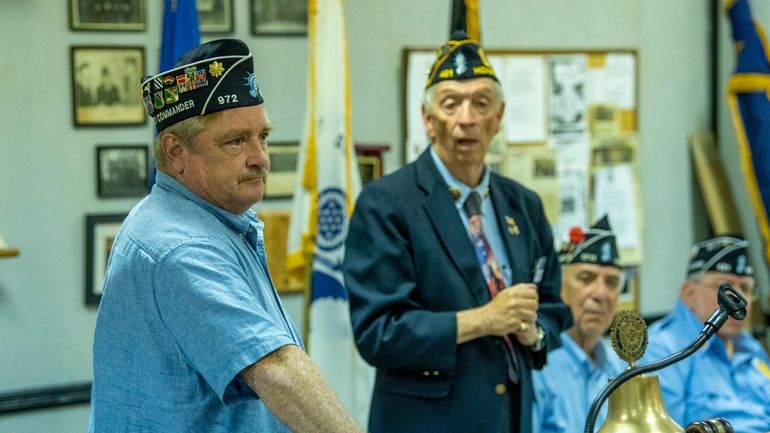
[218,95,239,104]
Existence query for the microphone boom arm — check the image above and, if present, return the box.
[583,284,747,433]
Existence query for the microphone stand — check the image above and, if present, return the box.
[583,284,747,433]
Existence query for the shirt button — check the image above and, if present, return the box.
[495,383,507,395]
[238,233,244,239]
[422,371,430,376]
[432,371,440,376]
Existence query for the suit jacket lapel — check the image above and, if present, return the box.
[489,175,533,285]
[416,151,488,306]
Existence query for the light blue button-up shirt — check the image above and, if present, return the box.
[430,147,512,285]
[641,299,770,432]
[532,332,625,433]
[89,171,302,432]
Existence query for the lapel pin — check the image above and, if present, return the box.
[449,187,461,201]
[505,215,520,235]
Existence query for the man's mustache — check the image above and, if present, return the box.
[237,167,269,183]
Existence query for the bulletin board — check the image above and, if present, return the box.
[403,48,641,311]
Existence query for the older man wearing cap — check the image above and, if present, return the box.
[343,31,572,433]
[640,235,770,432]
[531,216,626,433]
[88,39,362,433]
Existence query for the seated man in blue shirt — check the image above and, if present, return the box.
[641,235,770,432]
[88,39,362,433]
[532,216,626,433]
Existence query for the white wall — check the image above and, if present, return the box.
[0,0,713,430]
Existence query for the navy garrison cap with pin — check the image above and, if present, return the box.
[687,235,753,276]
[141,38,264,133]
[559,215,621,268]
[425,30,499,89]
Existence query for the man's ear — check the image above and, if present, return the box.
[161,133,187,174]
[491,101,505,136]
[680,280,696,307]
[421,105,435,141]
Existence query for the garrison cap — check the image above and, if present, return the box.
[140,38,264,133]
[560,215,621,268]
[687,235,753,276]
[425,30,498,89]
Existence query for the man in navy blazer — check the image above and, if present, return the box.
[343,31,572,433]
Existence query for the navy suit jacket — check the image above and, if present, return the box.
[344,150,573,433]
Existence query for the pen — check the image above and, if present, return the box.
[532,256,547,284]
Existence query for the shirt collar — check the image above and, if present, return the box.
[155,171,262,235]
[561,331,612,372]
[429,146,490,205]
[673,298,756,356]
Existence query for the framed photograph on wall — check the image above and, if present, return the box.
[96,145,149,198]
[71,46,146,126]
[264,141,299,199]
[251,0,307,36]
[85,213,128,305]
[257,210,304,293]
[69,0,147,31]
[198,0,233,33]
[355,143,390,186]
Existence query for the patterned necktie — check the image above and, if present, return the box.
[463,191,506,296]
[462,191,519,383]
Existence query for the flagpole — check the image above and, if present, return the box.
[302,255,313,348]
[300,0,319,350]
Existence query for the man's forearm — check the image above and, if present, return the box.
[241,344,363,433]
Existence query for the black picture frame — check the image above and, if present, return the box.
[198,0,234,34]
[251,0,307,36]
[96,145,149,198]
[69,0,147,31]
[264,141,299,199]
[71,46,147,127]
[85,213,128,305]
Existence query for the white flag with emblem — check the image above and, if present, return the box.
[286,0,373,426]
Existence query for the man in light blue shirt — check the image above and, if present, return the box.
[89,39,362,433]
[641,235,770,432]
[533,216,626,433]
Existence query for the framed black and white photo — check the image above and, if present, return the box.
[251,0,307,36]
[71,46,146,127]
[264,141,299,199]
[69,0,147,31]
[96,145,149,198]
[198,0,233,33]
[85,213,127,305]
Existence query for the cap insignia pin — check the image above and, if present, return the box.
[209,61,225,78]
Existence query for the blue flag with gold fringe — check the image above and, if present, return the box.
[149,0,200,187]
[726,0,770,265]
[160,0,200,71]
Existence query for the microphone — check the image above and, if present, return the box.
[583,284,747,433]
[705,283,748,330]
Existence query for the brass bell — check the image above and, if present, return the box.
[598,374,683,433]
[597,311,682,433]
[595,310,735,433]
